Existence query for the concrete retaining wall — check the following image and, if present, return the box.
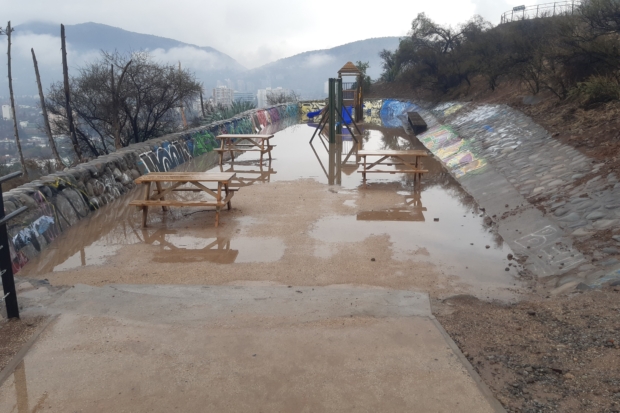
[5,103,300,274]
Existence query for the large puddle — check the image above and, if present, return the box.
[18,120,525,299]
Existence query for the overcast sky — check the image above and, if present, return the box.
[4,0,542,69]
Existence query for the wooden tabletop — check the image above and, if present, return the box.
[358,150,429,156]
[216,134,274,140]
[135,172,236,184]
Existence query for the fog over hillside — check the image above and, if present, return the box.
[1,22,399,100]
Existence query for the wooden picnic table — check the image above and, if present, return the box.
[358,150,429,184]
[215,134,275,165]
[129,172,236,228]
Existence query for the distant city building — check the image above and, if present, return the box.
[257,87,291,108]
[19,121,29,128]
[212,86,234,107]
[2,105,11,120]
[234,92,256,105]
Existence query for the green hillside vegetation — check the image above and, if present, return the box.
[380,0,620,107]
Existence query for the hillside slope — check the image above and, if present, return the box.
[4,22,245,96]
[238,37,400,99]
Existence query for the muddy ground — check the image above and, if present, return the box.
[0,316,45,372]
[370,80,620,412]
[435,284,620,413]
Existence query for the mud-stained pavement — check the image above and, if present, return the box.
[20,125,526,301]
[1,123,520,412]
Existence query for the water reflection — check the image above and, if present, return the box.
[143,229,239,264]
[357,192,427,222]
[219,159,277,188]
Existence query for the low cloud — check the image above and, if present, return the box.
[13,32,101,68]
[304,53,335,68]
[149,46,225,70]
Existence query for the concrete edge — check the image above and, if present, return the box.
[429,315,507,413]
[0,314,59,389]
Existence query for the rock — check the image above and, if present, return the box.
[507,254,514,260]
[485,245,490,249]
[593,219,618,230]
[505,267,510,271]
[576,282,591,291]
[554,207,570,217]
[564,373,575,380]
[572,228,594,237]
[605,204,620,209]
[586,211,606,220]
[560,212,581,222]
[572,173,586,180]
[129,169,140,180]
[600,258,620,266]
[602,247,619,255]
[370,258,375,262]
[112,168,123,179]
[434,218,439,222]
[612,235,620,243]
[16,282,33,292]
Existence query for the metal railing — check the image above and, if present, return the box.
[500,1,581,24]
[1,171,28,319]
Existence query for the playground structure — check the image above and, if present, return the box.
[308,64,429,185]
[309,78,362,145]
[338,62,364,123]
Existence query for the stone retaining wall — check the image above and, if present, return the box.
[5,103,300,274]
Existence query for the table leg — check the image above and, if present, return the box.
[155,181,168,211]
[362,155,367,184]
[225,183,231,210]
[215,182,222,227]
[142,182,151,228]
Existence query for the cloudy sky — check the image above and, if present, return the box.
[5,0,542,69]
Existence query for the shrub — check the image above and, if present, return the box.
[569,75,620,106]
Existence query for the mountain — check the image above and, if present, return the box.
[235,37,401,99]
[2,22,246,97]
[0,22,400,102]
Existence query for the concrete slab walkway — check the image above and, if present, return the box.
[0,284,502,412]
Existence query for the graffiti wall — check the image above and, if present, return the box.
[362,98,487,179]
[4,103,299,273]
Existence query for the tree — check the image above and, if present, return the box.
[203,100,257,124]
[61,24,83,162]
[1,21,27,176]
[32,48,64,167]
[379,49,399,82]
[265,89,299,105]
[46,51,202,157]
[354,61,372,93]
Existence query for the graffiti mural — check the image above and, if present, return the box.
[418,125,488,178]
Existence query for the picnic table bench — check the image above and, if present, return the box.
[215,134,275,165]
[129,172,236,228]
[358,150,429,183]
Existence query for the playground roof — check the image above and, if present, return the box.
[338,62,361,76]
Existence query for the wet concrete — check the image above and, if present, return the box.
[17,123,525,301]
[0,284,501,413]
[2,120,520,412]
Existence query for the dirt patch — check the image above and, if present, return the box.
[435,285,620,413]
[0,316,46,372]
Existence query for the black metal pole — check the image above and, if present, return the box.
[0,171,27,319]
[0,184,19,319]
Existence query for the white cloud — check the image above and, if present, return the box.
[304,53,335,68]
[149,46,224,70]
